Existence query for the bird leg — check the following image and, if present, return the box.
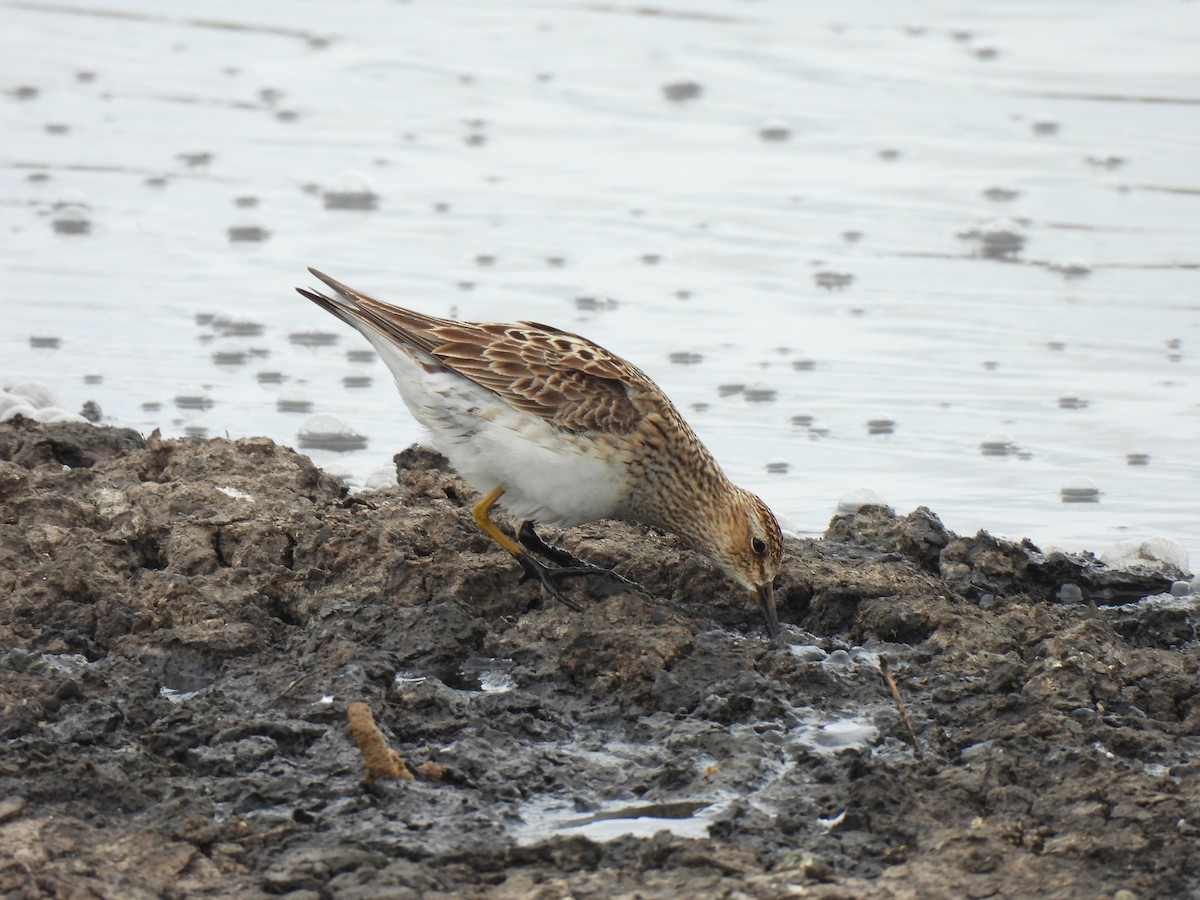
[471,487,599,612]
[516,520,591,568]
[517,521,642,593]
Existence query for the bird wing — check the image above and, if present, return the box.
[298,269,654,435]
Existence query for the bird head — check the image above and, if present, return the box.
[706,488,784,639]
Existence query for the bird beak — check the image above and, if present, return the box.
[755,582,781,641]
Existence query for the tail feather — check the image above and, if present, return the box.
[296,269,446,356]
[295,285,353,325]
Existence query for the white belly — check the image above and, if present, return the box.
[366,332,629,525]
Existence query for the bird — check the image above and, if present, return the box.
[296,268,784,638]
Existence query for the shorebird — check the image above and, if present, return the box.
[297,269,784,638]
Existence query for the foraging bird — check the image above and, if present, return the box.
[297,269,783,637]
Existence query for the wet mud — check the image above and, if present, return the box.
[1,418,1197,898]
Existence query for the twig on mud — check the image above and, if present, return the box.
[879,656,923,759]
[347,702,415,790]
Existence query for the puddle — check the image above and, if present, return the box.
[789,716,880,754]
[514,797,726,845]
[396,659,517,694]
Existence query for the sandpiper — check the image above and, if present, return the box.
[297,269,784,637]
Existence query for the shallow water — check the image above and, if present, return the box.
[3,0,1198,565]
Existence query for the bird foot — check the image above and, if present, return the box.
[517,521,646,597]
[514,554,592,612]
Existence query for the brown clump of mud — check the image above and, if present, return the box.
[1,417,1197,898]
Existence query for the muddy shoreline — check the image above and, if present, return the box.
[1,418,1197,898]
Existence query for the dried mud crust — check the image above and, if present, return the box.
[0,417,1196,899]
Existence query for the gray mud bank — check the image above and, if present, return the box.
[1,418,1198,898]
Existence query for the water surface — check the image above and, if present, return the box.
[3,0,1198,563]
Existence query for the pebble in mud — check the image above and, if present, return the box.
[835,486,888,513]
[177,151,213,167]
[288,329,339,347]
[322,171,379,210]
[211,344,249,365]
[228,222,270,242]
[758,119,791,142]
[575,293,618,312]
[276,391,313,413]
[982,187,1020,202]
[174,393,214,411]
[743,383,777,403]
[212,314,264,337]
[1047,259,1091,280]
[1061,476,1101,503]
[297,412,367,451]
[958,219,1026,260]
[52,205,91,235]
[814,270,853,290]
[7,382,58,409]
[661,80,702,102]
[980,432,1017,457]
[1101,536,1190,574]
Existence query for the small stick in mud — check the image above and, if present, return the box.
[347,701,415,789]
[879,656,923,759]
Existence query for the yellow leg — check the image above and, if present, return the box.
[470,486,596,613]
[471,486,524,558]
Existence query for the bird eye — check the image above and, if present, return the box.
[751,537,767,555]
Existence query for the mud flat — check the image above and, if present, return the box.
[1,418,1197,898]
